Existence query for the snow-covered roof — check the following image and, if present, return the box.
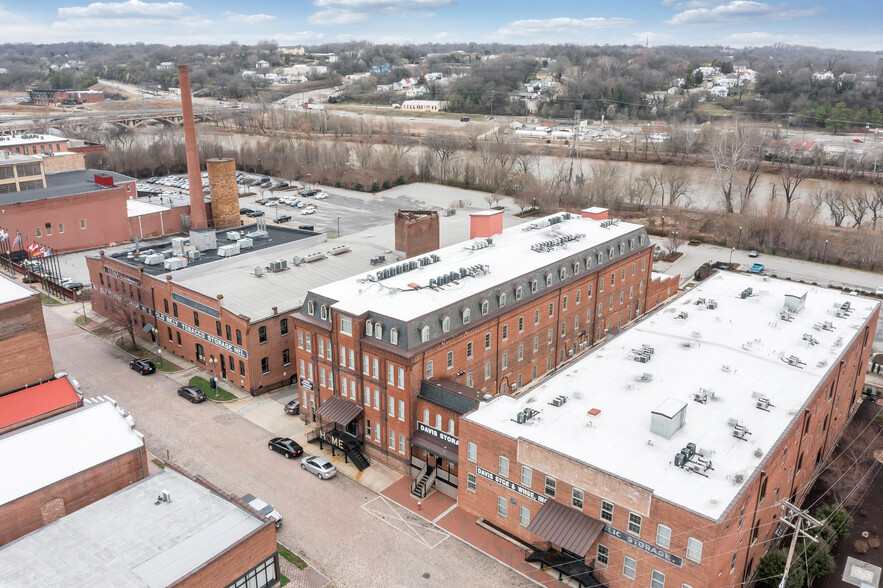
[0,133,68,148]
[465,271,880,520]
[0,274,37,305]
[0,402,144,506]
[310,213,645,322]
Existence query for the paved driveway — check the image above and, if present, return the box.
[44,308,523,587]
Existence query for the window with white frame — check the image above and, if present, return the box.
[307,300,315,314]
[466,372,473,387]
[374,423,380,442]
[462,308,471,324]
[519,506,530,527]
[435,414,442,429]
[375,323,382,339]
[398,400,405,421]
[466,472,476,492]
[441,316,450,333]
[364,385,370,405]
[365,320,374,336]
[448,419,455,434]
[426,360,434,379]
[373,389,379,410]
[481,300,489,315]
[423,409,429,423]
[623,556,636,580]
[499,292,506,307]
[372,358,379,379]
[388,430,395,449]
[399,433,405,454]
[534,309,540,325]
[501,353,508,370]
[596,544,609,566]
[545,273,552,287]
[559,267,566,280]
[388,396,395,416]
[320,305,328,320]
[499,456,509,477]
[398,367,404,388]
[544,476,556,497]
[340,316,352,335]
[447,351,454,369]
[421,325,430,342]
[572,488,584,509]
[521,466,532,487]
[484,362,491,380]
[497,496,507,518]
[466,341,473,359]
[467,441,477,462]
[628,512,642,535]
[390,328,398,345]
[687,538,703,563]
[363,354,370,374]
[650,570,665,588]
[388,364,394,384]
[515,286,523,300]
[656,525,672,550]
[530,280,538,293]
[600,501,613,522]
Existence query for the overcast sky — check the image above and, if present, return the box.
[4,0,880,50]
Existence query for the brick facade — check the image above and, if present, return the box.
[394,210,439,258]
[0,294,55,392]
[455,307,879,587]
[40,152,85,174]
[0,445,148,546]
[207,158,240,230]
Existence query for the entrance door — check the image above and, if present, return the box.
[220,356,227,379]
[346,420,357,436]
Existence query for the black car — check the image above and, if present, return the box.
[247,210,265,217]
[275,214,292,223]
[284,399,300,415]
[178,385,207,403]
[268,437,303,459]
[301,189,317,197]
[240,207,254,215]
[130,358,156,375]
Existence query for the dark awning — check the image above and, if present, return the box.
[315,395,363,426]
[141,322,155,333]
[410,430,459,464]
[526,499,604,557]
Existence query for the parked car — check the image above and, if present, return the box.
[284,399,300,415]
[241,494,283,528]
[748,250,759,258]
[301,455,337,479]
[247,210,265,217]
[301,189,317,197]
[177,385,206,403]
[129,358,156,375]
[65,282,84,291]
[749,263,765,273]
[877,287,883,296]
[314,192,328,199]
[268,437,303,459]
[239,207,254,215]
[301,207,316,215]
[275,214,292,223]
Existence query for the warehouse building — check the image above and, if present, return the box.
[292,209,676,492]
[457,271,879,587]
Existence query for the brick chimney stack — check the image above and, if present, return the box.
[177,65,208,230]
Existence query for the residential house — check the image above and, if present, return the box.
[371,64,390,74]
[256,60,270,69]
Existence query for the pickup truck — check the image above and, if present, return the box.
[749,263,765,273]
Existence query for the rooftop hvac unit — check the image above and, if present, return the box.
[217,244,240,257]
[171,237,187,255]
[293,256,303,265]
[254,266,263,276]
[245,230,269,240]
[237,238,253,249]
[550,395,568,407]
[161,250,173,259]
[269,259,288,272]
[329,245,351,255]
[187,250,200,262]
[303,252,326,263]
[163,256,188,271]
[740,287,753,299]
[429,278,437,287]
[141,254,165,265]
[226,231,241,241]
[431,254,440,263]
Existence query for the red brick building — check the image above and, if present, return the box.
[0,133,69,156]
[0,275,55,392]
[293,211,671,495]
[458,273,879,587]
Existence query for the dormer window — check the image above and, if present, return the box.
[559,267,567,280]
[573,262,580,275]
[597,252,604,264]
[481,299,489,316]
[629,238,635,250]
[307,300,315,315]
[515,286,523,300]
[421,325,430,343]
[462,307,471,325]
[441,315,451,333]
[499,292,507,307]
[619,242,625,255]
[639,234,645,246]
[609,246,615,258]
[390,328,399,345]
[586,256,593,269]
[530,278,538,293]
[365,319,374,337]
[545,272,553,287]
[375,323,383,339]
[320,305,328,320]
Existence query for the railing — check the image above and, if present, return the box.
[424,466,438,497]
[410,462,428,495]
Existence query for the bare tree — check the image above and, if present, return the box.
[105,295,141,349]
[660,167,692,206]
[779,157,812,219]
[425,134,463,181]
[868,185,883,229]
[843,188,870,227]
[665,230,685,255]
[709,124,762,214]
[823,189,849,227]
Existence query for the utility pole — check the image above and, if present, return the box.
[777,500,822,588]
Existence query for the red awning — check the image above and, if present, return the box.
[0,378,80,430]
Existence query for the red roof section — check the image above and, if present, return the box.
[0,378,80,429]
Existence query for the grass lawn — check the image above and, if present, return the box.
[74,315,92,326]
[188,376,237,401]
[115,340,142,354]
[151,458,165,469]
[696,102,730,117]
[155,357,182,372]
[40,293,62,305]
[280,574,290,586]
[277,543,307,570]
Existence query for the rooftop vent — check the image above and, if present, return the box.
[675,311,689,320]
[303,252,326,263]
[226,231,241,241]
[628,344,654,363]
[753,394,775,411]
[329,245,351,255]
[514,407,539,424]
[784,291,807,313]
[674,443,714,477]
[740,287,753,299]
[781,355,805,369]
[651,398,687,439]
[217,244,240,257]
[549,395,568,407]
[802,333,819,346]
[370,255,386,265]
[728,418,752,441]
[813,321,834,332]
[254,266,263,276]
[268,259,288,272]
[155,490,172,505]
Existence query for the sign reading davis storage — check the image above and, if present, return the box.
[154,311,248,358]
[417,421,458,446]
[602,524,683,567]
[476,467,547,504]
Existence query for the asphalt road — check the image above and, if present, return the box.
[43,307,522,588]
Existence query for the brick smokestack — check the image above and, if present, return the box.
[178,65,208,230]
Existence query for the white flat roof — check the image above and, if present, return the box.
[0,402,144,506]
[127,199,171,218]
[470,210,503,216]
[0,274,37,305]
[466,272,880,520]
[0,469,265,587]
[0,133,68,147]
[311,213,644,322]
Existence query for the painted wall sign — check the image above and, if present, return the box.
[300,378,314,391]
[476,466,547,504]
[93,285,154,315]
[417,421,459,446]
[172,292,221,319]
[602,524,684,567]
[103,266,140,286]
[155,311,248,358]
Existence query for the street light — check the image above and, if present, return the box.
[737,226,742,251]
[151,327,161,366]
[823,240,828,264]
[337,216,341,238]
[208,355,218,396]
[533,197,537,216]
[729,247,735,265]
[661,215,665,228]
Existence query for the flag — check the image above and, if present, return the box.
[13,233,21,245]
[27,243,39,254]
[0,229,7,242]
[41,248,51,258]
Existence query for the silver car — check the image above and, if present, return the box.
[301,455,337,479]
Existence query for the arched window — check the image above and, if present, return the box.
[530,279,538,293]
[441,315,451,333]
[639,234,645,245]
[423,409,430,424]
[365,319,374,337]
[435,414,442,429]
[608,246,615,258]
[374,323,383,339]
[573,262,580,275]
[545,273,553,287]
[480,300,489,315]
[421,325,430,343]
[448,419,455,434]
[307,300,315,314]
[462,308,471,324]
[619,242,625,255]
[515,286,523,300]
[597,252,604,264]
[390,328,399,345]
[320,305,328,320]
[499,292,507,307]
[559,267,567,280]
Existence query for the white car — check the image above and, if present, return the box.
[301,207,316,215]
[314,192,328,199]
[242,494,283,528]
